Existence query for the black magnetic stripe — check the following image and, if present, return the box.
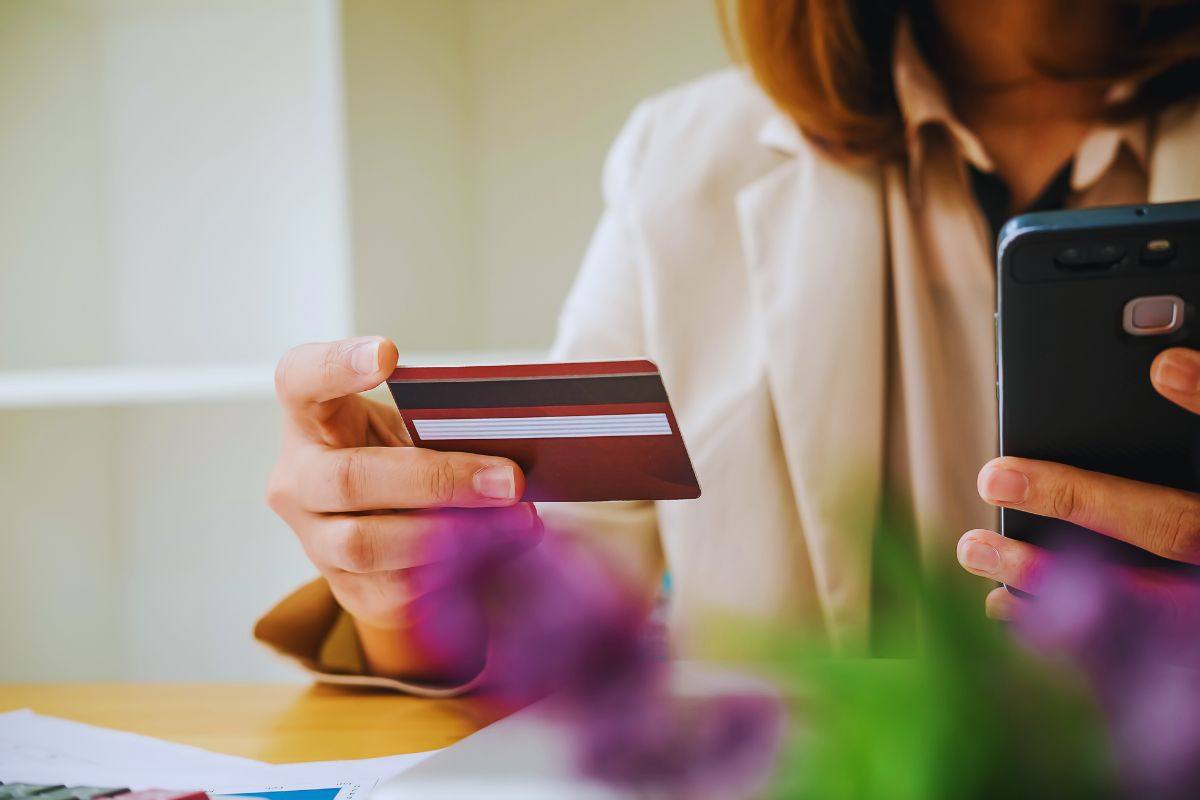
[388,373,668,409]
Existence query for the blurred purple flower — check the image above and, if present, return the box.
[576,692,785,798]
[1013,547,1200,800]
[405,512,785,797]
[408,517,652,708]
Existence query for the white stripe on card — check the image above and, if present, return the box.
[413,413,672,440]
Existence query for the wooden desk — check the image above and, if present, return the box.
[0,683,500,763]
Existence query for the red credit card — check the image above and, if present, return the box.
[387,359,701,502]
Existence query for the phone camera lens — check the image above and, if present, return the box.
[1055,244,1124,270]
[1056,246,1086,266]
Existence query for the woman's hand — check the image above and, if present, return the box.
[957,347,1200,621]
[266,336,542,681]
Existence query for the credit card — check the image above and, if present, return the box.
[387,359,701,502]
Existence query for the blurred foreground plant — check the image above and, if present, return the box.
[404,510,1200,799]
[406,516,785,799]
[723,533,1117,800]
[1012,549,1200,800]
[713,515,1200,800]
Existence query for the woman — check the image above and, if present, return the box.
[258,0,1200,692]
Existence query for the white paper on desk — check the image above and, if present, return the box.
[0,710,437,800]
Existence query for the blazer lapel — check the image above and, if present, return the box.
[1150,99,1200,203]
[736,117,889,650]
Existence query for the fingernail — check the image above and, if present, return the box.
[958,539,1001,575]
[495,504,534,530]
[350,339,381,375]
[1155,352,1200,394]
[473,465,516,500]
[979,466,1029,504]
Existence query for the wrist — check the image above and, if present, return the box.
[353,615,485,685]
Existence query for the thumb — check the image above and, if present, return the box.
[1151,347,1200,415]
[274,336,399,421]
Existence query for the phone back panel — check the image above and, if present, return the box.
[998,200,1200,573]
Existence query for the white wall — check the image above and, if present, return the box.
[467,0,727,349]
[0,0,349,681]
[344,0,727,352]
[101,0,352,365]
[0,1,111,371]
[0,0,351,372]
[0,409,121,679]
[342,0,479,350]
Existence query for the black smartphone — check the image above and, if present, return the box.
[996,199,1200,580]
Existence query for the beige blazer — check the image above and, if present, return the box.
[257,69,1200,689]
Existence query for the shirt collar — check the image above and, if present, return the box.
[1071,113,1147,192]
[893,19,994,175]
[892,19,1147,193]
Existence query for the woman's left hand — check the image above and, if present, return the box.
[957,347,1200,620]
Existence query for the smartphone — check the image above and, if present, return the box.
[997,199,1200,580]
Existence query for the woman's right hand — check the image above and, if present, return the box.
[266,336,542,682]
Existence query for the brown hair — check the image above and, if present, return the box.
[720,0,1200,161]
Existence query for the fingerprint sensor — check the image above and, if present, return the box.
[1123,295,1185,336]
